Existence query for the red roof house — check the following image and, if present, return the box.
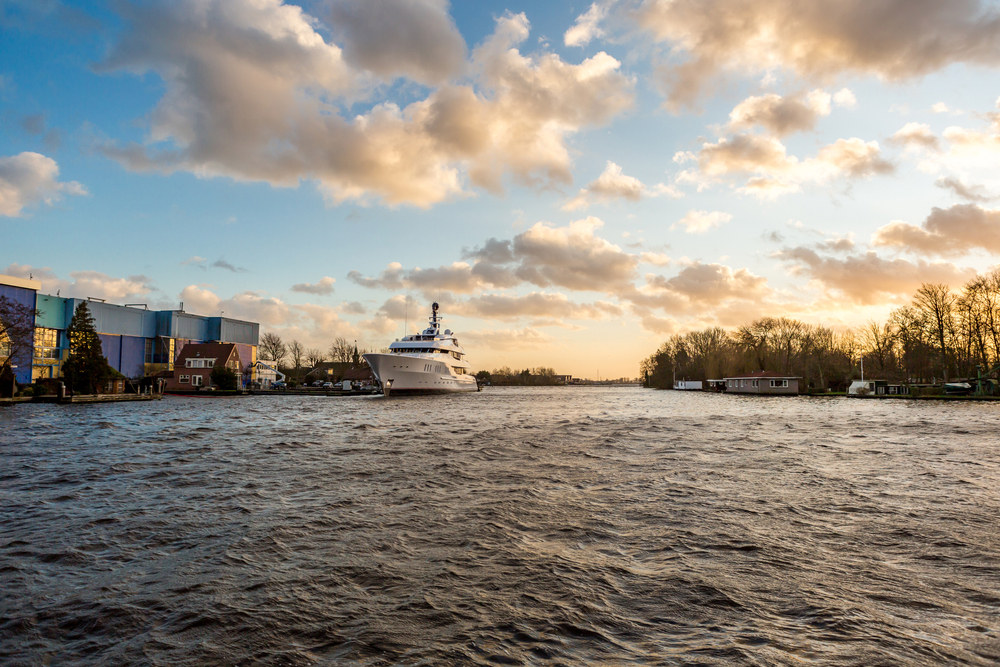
[165,342,242,392]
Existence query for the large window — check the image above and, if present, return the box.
[33,327,60,360]
[145,338,176,368]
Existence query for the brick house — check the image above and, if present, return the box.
[165,342,242,391]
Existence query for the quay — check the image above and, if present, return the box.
[1,393,162,406]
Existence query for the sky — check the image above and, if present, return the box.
[4,0,1000,379]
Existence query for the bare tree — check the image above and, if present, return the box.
[913,283,956,380]
[306,348,325,368]
[859,320,896,375]
[288,340,305,381]
[329,337,353,364]
[0,296,39,376]
[259,332,287,366]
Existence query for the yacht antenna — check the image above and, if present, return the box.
[404,297,408,336]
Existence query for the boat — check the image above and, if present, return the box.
[363,303,479,396]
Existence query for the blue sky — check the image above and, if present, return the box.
[4,0,1000,378]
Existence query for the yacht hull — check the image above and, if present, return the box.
[364,353,478,395]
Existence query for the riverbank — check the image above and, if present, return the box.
[1,393,162,406]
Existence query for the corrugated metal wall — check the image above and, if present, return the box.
[0,283,37,384]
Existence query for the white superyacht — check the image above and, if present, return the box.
[364,303,479,395]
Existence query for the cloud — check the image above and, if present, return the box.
[0,152,86,217]
[460,327,553,350]
[935,176,996,203]
[454,292,622,321]
[888,122,940,151]
[832,88,857,109]
[181,256,207,267]
[727,89,832,136]
[633,0,1000,109]
[691,134,893,197]
[180,284,362,345]
[97,2,634,208]
[671,209,731,233]
[211,258,247,273]
[291,276,335,295]
[872,203,1000,256]
[639,252,671,266]
[508,217,637,291]
[564,1,611,47]
[643,262,769,307]
[3,263,155,302]
[563,160,681,210]
[326,0,466,85]
[352,217,639,295]
[774,246,974,304]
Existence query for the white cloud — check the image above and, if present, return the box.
[872,203,1000,257]
[671,210,732,233]
[563,160,681,210]
[461,326,553,350]
[728,89,832,136]
[833,88,857,108]
[0,152,86,217]
[692,134,893,197]
[631,0,1000,110]
[98,3,635,208]
[564,1,611,47]
[291,276,336,295]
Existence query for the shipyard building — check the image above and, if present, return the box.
[2,273,259,385]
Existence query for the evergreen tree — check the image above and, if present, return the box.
[62,302,113,394]
[210,365,239,390]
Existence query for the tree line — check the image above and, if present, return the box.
[641,273,1000,390]
[476,367,564,386]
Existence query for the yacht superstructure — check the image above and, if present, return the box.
[363,303,478,395]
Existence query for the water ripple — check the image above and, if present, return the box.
[1,388,999,665]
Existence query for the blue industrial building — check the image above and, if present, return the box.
[1,273,259,386]
[0,274,42,384]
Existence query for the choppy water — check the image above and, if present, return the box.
[2,387,999,666]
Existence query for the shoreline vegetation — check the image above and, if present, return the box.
[641,277,1000,394]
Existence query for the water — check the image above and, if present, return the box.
[1,387,999,666]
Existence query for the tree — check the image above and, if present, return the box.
[913,283,955,380]
[210,365,239,390]
[306,348,325,367]
[859,320,896,375]
[0,295,38,379]
[329,337,353,363]
[62,302,113,394]
[259,332,287,365]
[288,340,305,381]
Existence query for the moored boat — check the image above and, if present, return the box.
[363,303,478,395]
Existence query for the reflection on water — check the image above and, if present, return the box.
[2,388,999,665]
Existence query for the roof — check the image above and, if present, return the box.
[0,273,41,291]
[176,342,240,364]
[342,366,374,381]
[724,371,802,380]
[305,361,353,375]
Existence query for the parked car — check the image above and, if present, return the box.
[271,381,286,389]
[322,382,333,388]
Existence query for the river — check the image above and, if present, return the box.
[1,387,998,665]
